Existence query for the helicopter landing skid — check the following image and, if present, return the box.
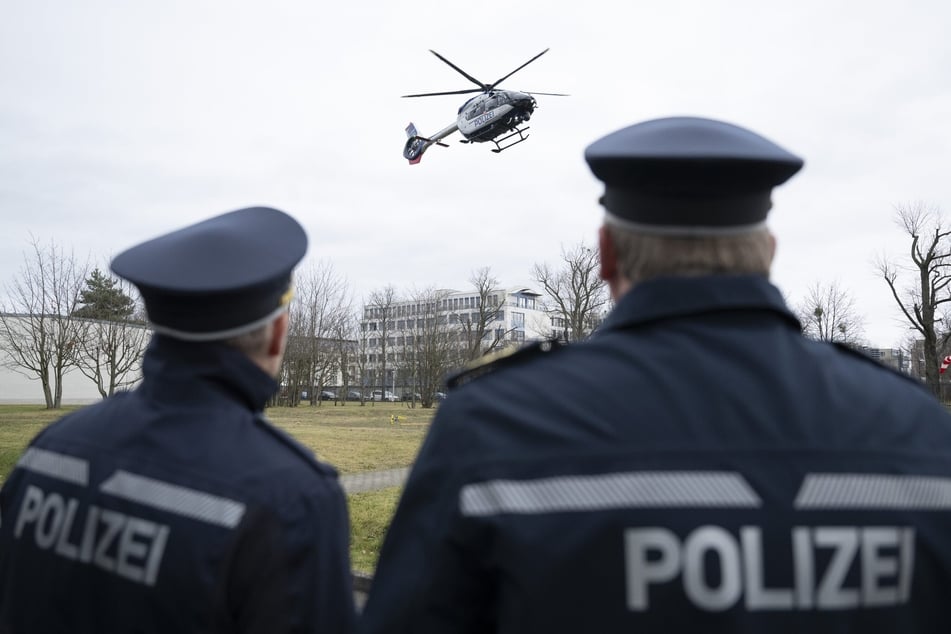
[490,127,530,153]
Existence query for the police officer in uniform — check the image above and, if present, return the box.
[359,117,951,633]
[0,207,355,633]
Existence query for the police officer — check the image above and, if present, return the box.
[0,207,355,633]
[358,117,951,633]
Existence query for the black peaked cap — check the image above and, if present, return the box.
[585,116,804,232]
[111,206,307,340]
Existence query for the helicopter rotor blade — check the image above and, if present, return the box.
[428,50,488,90]
[522,91,570,96]
[487,48,550,90]
[401,88,484,98]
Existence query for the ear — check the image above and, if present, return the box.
[598,225,618,282]
[268,311,289,358]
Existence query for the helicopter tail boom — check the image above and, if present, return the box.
[402,121,457,165]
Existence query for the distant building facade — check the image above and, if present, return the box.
[359,287,554,393]
[861,346,907,374]
[904,339,945,382]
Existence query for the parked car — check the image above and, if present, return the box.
[401,392,422,401]
[346,390,364,401]
[433,391,447,403]
[319,390,336,401]
[371,390,399,402]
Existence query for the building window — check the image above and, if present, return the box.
[513,295,536,310]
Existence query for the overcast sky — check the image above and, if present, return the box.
[2,0,949,348]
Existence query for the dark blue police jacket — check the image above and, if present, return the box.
[0,335,355,634]
[359,275,951,633]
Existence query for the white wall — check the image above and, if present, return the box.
[0,314,147,404]
[0,364,107,404]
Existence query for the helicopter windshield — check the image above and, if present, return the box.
[465,102,486,121]
[458,96,479,114]
[462,93,508,121]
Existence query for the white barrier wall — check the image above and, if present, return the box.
[0,365,117,404]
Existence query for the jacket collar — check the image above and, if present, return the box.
[598,274,801,334]
[138,335,278,411]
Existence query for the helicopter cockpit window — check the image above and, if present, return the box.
[485,96,500,109]
[466,102,486,121]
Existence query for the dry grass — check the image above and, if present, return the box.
[268,401,432,473]
[0,402,433,479]
[0,405,85,484]
[0,402,434,572]
[348,486,401,573]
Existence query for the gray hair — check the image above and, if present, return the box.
[605,223,773,285]
[222,323,271,357]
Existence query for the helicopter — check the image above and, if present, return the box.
[401,48,568,165]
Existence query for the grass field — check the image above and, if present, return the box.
[0,402,433,573]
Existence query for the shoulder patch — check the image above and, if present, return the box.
[446,339,563,390]
[832,342,928,391]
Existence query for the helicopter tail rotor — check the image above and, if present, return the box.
[404,123,427,164]
[403,122,450,165]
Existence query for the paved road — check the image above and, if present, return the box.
[340,467,410,494]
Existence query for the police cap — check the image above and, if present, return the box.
[111,206,307,341]
[584,116,803,234]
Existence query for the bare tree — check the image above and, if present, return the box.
[75,317,150,398]
[302,262,351,405]
[394,315,419,408]
[901,333,929,382]
[876,202,951,398]
[353,314,372,404]
[331,309,360,405]
[796,281,866,346]
[280,321,309,406]
[532,242,610,342]
[404,287,456,408]
[457,267,512,361]
[0,237,89,408]
[73,269,150,398]
[280,261,352,406]
[366,285,398,397]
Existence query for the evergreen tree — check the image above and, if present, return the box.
[71,268,149,397]
[74,269,136,320]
